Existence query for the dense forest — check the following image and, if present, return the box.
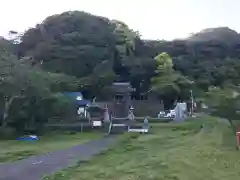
[1,11,240,135]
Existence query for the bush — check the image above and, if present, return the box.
[0,127,16,139]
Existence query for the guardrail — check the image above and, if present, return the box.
[45,116,173,133]
[111,116,173,121]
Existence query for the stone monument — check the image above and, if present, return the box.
[173,102,187,122]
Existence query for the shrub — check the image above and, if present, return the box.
[0,127,16,139]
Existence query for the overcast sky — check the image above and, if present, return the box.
[0,0,239,40]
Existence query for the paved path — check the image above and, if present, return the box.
[0,135,118,180]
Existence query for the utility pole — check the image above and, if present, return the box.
[36,24,50,67]
[190,90,194,116]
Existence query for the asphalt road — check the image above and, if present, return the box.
[0,135,118,180]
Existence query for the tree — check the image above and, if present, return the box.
[111,20,138,57]
[150,52,192,108]
[205,86,240,132]
[151,52,178,91]
[0,45,82,129]
[18,11,142,97]
[19,11,119,78]
[80,60,117,99]
[0,55,43,127]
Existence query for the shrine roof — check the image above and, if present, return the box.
[112,82,134,93]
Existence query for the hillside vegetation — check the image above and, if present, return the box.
[187,27,240,43]
[15,11,240,92]
[1,10,240,135]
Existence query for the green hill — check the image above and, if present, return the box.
[187,27,240,44]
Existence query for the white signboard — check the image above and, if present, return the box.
[77,107,84,114]
[77,107,86,117]
[93,121,102,127]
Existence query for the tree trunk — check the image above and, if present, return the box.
[228,119,236,135]
[1,96,15,128]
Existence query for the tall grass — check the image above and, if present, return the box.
[45,116,240,180]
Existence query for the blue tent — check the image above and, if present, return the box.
[63,92,90,106]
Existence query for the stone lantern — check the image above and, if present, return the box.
[128,106,135,121]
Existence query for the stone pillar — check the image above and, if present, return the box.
[142,117,149,130]
[103,105,110,122]
[103,104,111,133]
[124,92,131,117]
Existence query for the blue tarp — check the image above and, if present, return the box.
[63,92,90,106]
[17,135,39,141]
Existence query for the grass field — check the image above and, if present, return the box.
[45,116,240,180]
[0,132,101,163]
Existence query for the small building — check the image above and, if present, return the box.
[110,82,164,117]
[88,82,165,118]
[63,92,90,118]
[131,90,164,117]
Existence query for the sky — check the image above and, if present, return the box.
[0,0,240,40]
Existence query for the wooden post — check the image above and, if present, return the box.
[236,132,240,150]
[80,124,83,133]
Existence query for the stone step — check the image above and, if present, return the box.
[110,125,128,134]
[129,124,142,129]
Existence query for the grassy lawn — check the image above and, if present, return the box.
[0,132,102,163]
[45,116,240,180]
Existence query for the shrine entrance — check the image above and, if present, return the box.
[111,82,134,118]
